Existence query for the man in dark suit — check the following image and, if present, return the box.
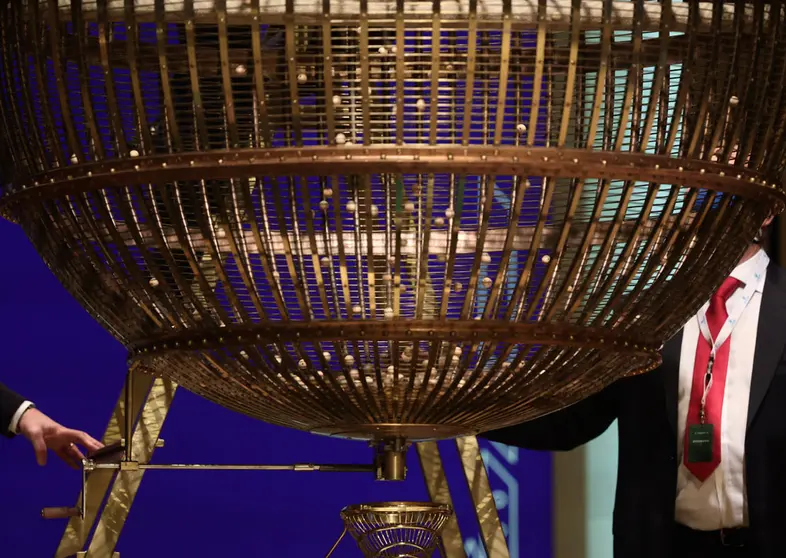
[484,218,784,558]
[0,382,102,468]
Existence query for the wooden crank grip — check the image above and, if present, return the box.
[41,507,79,519]
[88,440,124,464]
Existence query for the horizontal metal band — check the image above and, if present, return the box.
[48,0,771,34]
[125,319,662,357]
[3,147,783,213]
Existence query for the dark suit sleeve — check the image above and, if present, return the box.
[480,381,622,452]
[0,382,27,438]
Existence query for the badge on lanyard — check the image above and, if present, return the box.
[687,354,717,463]
[690,249,769,462]
[687,423,714,463]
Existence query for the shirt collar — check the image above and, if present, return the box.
[729,248,769,293]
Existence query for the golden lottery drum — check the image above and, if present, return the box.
[0,0,784,441]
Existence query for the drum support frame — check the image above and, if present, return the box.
[46,366,510,558]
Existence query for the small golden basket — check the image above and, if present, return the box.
[338,502,453,557]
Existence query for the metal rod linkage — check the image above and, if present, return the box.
[88,462,376,473]
[41,461,375,520]
[123,366,134,462]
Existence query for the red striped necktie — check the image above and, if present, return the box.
[683,276,742,481]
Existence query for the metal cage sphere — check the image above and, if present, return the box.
[1,0,785,441]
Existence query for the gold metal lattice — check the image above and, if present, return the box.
[336,502,453,558]
[0,0,784,443]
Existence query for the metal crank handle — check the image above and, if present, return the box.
[41,455,91,520]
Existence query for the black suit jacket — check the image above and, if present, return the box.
[483,264,786,558]
[0,382,26,438]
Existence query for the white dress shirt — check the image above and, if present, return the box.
[8,401,34,435]
[675,251,768,530]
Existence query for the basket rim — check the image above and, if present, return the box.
[341,502,453,515]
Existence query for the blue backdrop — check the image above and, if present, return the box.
[0,217,552,557]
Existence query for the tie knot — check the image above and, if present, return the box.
[714,276,742,302]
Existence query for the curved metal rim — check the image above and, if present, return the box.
[43,0,770,38]
[125,319,663,359]
[341,502,454,515]
[2,147,784,214]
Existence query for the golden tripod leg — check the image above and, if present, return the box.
[416,441,465,557]
[85,376,176,556]
[456,436,510,558]
[55,369,177,558]
[417,437,511,558]
[55,376,500,558]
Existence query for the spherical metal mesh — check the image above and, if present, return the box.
[340,502,452,558]
[0,0,784,440]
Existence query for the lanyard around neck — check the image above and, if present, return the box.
[695,249,769,422]
[696,249,769,357]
